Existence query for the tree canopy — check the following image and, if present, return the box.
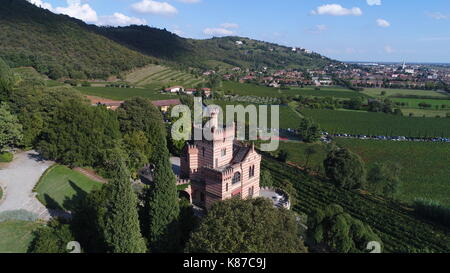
[143,144,180,252]
[367,162,401,198]
[36,100,121,172]
[307,204,382,253]
[324,148,366,190]
[0,102,22,152]
[187,198,307,253]
[298,117,321,143]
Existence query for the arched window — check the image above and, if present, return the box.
[249,165,255,178]
[232,172,241,185]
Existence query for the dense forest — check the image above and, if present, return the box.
[0,0,154,80]
[94,26,337,70]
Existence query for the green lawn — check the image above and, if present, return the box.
[361,88,448,98]
[272,140,450,206]
[76,86,176,101]
[0,221,42,253]
[301,109,450,137]
[34,165,103,211]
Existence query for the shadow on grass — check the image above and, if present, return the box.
[62,180,88,212]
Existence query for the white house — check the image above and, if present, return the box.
[165,86,184,93]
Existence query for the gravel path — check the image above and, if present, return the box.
[0,151,54,220]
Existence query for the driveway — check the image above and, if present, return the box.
[0,151,54,220]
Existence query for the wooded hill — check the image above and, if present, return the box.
[0,0,155,80]
[0,0,338,80]
[93,25,338,71]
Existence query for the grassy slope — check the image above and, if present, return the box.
[262,156,450,252]
[125,64,205,88]
[301,109,450,137]
[0,221,42,253]
[35,165,103,211]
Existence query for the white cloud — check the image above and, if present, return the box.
[384,45,395,53]
[131,0,178,15]
[98,13,147,26]
[28,0,147,26]
[203,28,235,37]
[367,0,382,6]
[426,12,448,20]
[53,0,98,23]
[376,19,390,27]
[311,4,362,16]
[28,0,52,10]
[220,23,239,29]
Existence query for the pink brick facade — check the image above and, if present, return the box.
[180,117,261,209]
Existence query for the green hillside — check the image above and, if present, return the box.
[0,0,338,81]
[0,0,154,80]
[91,26,338,71]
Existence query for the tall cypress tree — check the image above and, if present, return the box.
[144,143,180,252]
[97,148,147,253]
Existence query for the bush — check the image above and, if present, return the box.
[0,152,13,162]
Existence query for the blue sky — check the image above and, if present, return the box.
[29,0,450,63]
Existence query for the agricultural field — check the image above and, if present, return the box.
[336,139,450,206]
[401,108,449,118]
[206,100,302,129]
[392,98,450,109]
[220,81,283,97]
[273,140,450,206]
[361,88,449,98]
[285,86,368,99]
[34,165,103,211]
[273,141,329,171]
[220,81,365,99]
[301,109,450,137]
[0,221,42,253]
[262,156,450,253]
[76,86,176,101]
[125,64,205,88]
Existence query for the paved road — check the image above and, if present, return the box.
[170,157,181,177]
[0,151,54,220]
